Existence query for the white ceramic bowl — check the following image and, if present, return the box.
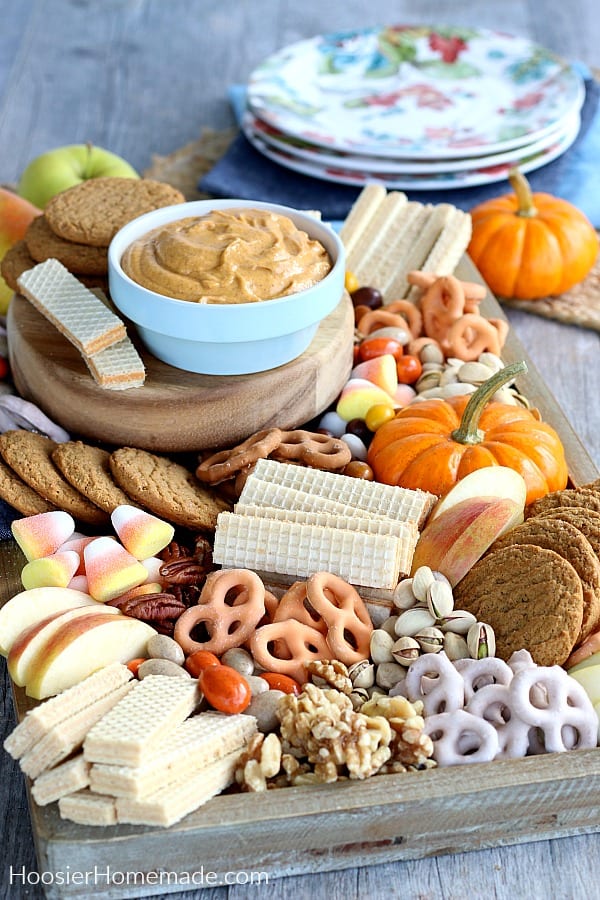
[108,199,345,375]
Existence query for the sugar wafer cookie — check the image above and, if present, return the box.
[339,183,387,261]
[83,336,146,390]
[346,190,407,277]
[89,712,256,799]
[4,663,133,760]
[406,208,473,302]
[383,203,456,301]
[17,258,126,355]
[115,749,241,827]
[59,789,118,826]
[31,754,91,806]
[213,512,404,589]
[83,675,201,767]
[354,202,429,298]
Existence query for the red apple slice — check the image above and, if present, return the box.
[8,604,119,686]
[427,466,527,523]
[0,587,96,657]
[25,615,156,699]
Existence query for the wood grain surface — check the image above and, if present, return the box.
[7,292,354,452]
[1,3,600,900]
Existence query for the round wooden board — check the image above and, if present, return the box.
[7,292,354,452]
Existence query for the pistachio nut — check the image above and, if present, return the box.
[443,631,470,661]
[439,382,477,399]
[380,615,400,638]
[414,625,445,654]
[370,628,394,664]
[391,635,421,666]
[411,566,436,602]
[467,621,496,659]
[419,342,445,365]
[439,366,459,386]
[457,361,495,384]
[477,352,504,373]
[348,659,375,689]
[392,578,417,611]
[375,661,406,690]
[426,580,454,620]
[416,371,442,393]
[438,610,477,634]
[395,606,436,637]
[349,687,370,709]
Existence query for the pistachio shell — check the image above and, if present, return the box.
[395,606,436,637]
[370,629,394,664]
[467,622,496,659]
[414,626,444,654]
[439,610,477,634]
[458,361,495,384]
[477,352,504,373]
[419,343,445,365]
[348,659,375,689]
[412,566,435,602]
[391,636,421,666]
[426,580,454,620]
[375,661,406,690]
[439,382,477,399]
[443,632,470,661]
[392,578,417,610]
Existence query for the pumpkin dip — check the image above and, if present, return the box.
[120,207,332,304]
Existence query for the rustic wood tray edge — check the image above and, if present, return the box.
[3,258,599,897]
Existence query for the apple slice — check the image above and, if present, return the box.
[427,466,527,523]
[25,615,156,699]
[0,587,96,657]
[411,496,524,586]
[8,604,119,686]
[568,664,600,707]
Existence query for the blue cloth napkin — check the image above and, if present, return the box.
[200,73,600,227]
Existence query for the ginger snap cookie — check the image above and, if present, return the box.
[52,441,133,513]
[109,447,230,531]
[533,507,600,559]
[0,456,57,516]
[526,487,600,518]
[0,431,108,526]
[45,178,185,247]
[25,215,109,276]
[453,544,584,667]
[0,240,36,291]
[491,517,600,642]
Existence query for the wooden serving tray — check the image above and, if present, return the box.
[2,259,599,898]
[6,291,354,453]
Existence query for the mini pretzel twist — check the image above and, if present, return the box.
[195,428,283,484]
[403,651,465,715]
[249,620,331,684]
[306,572,372,665]
[173,568,265,656]
[424,709,499,765]
[444,313,502,360]
[419,275,466,343]
[356,308,415,339]
[273,581,328,634]
[385,300,423,338]
[508,666,598,753]
[273,430,351,470]
[407,270,487,303]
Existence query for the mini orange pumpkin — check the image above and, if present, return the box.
[367,361,568,505]
[468,169,599,300]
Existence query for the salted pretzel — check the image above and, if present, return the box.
[424,709,500,765]
[385,299,423,338]
[419,275,466,343]
[444,313,502,360]
[250,620,331,684]
[273,581,328,635]
[356,308,415,339]
[173,568,265,656]
[407,270,487,303]
[272,430,352,470]
[305,572,372,665]
[195,428,283,484]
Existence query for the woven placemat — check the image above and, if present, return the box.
[144,128,600,333]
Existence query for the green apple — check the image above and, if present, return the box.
[17,143,139,209]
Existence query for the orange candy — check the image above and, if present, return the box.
[185,649,221,677]
[260,672,302,695]
[396,354,422,384]
[199,663,252,714]
[358,336,404,363]
[126,657,148,677]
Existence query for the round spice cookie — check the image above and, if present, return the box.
[526,488,600,518]
[0,239,36,291]
[0,456,57,516]
[45,178,186,247]
[491,516,600,642]
[533,506,600,559]
[453,544,584,667]
[25,215,108,276]
[109,447,230,531]
[0,430,109,526]
[51,441,133,513]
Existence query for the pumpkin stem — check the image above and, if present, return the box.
[509,168,538,218]
[451,360,528,445]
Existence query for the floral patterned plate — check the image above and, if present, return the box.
[243,108,579,174]
[244,112,580,190]
[247,25,585,159]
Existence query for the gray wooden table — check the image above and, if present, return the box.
[1,2,600,898]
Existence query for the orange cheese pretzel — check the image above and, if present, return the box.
[306,572,372,665]
[250,620,331,684]
[174,568,265,656]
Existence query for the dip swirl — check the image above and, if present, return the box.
[120,208,332,304]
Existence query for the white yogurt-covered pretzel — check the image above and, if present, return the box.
[424,709,499,765]
[403,651,464,715]
[455,657,514,703]
[465,682,531,759]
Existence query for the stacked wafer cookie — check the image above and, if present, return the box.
[340,184,472,302]
[213,459,436,595]
[4,668,256,827]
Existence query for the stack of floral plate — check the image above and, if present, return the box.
[243,25,585,190]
